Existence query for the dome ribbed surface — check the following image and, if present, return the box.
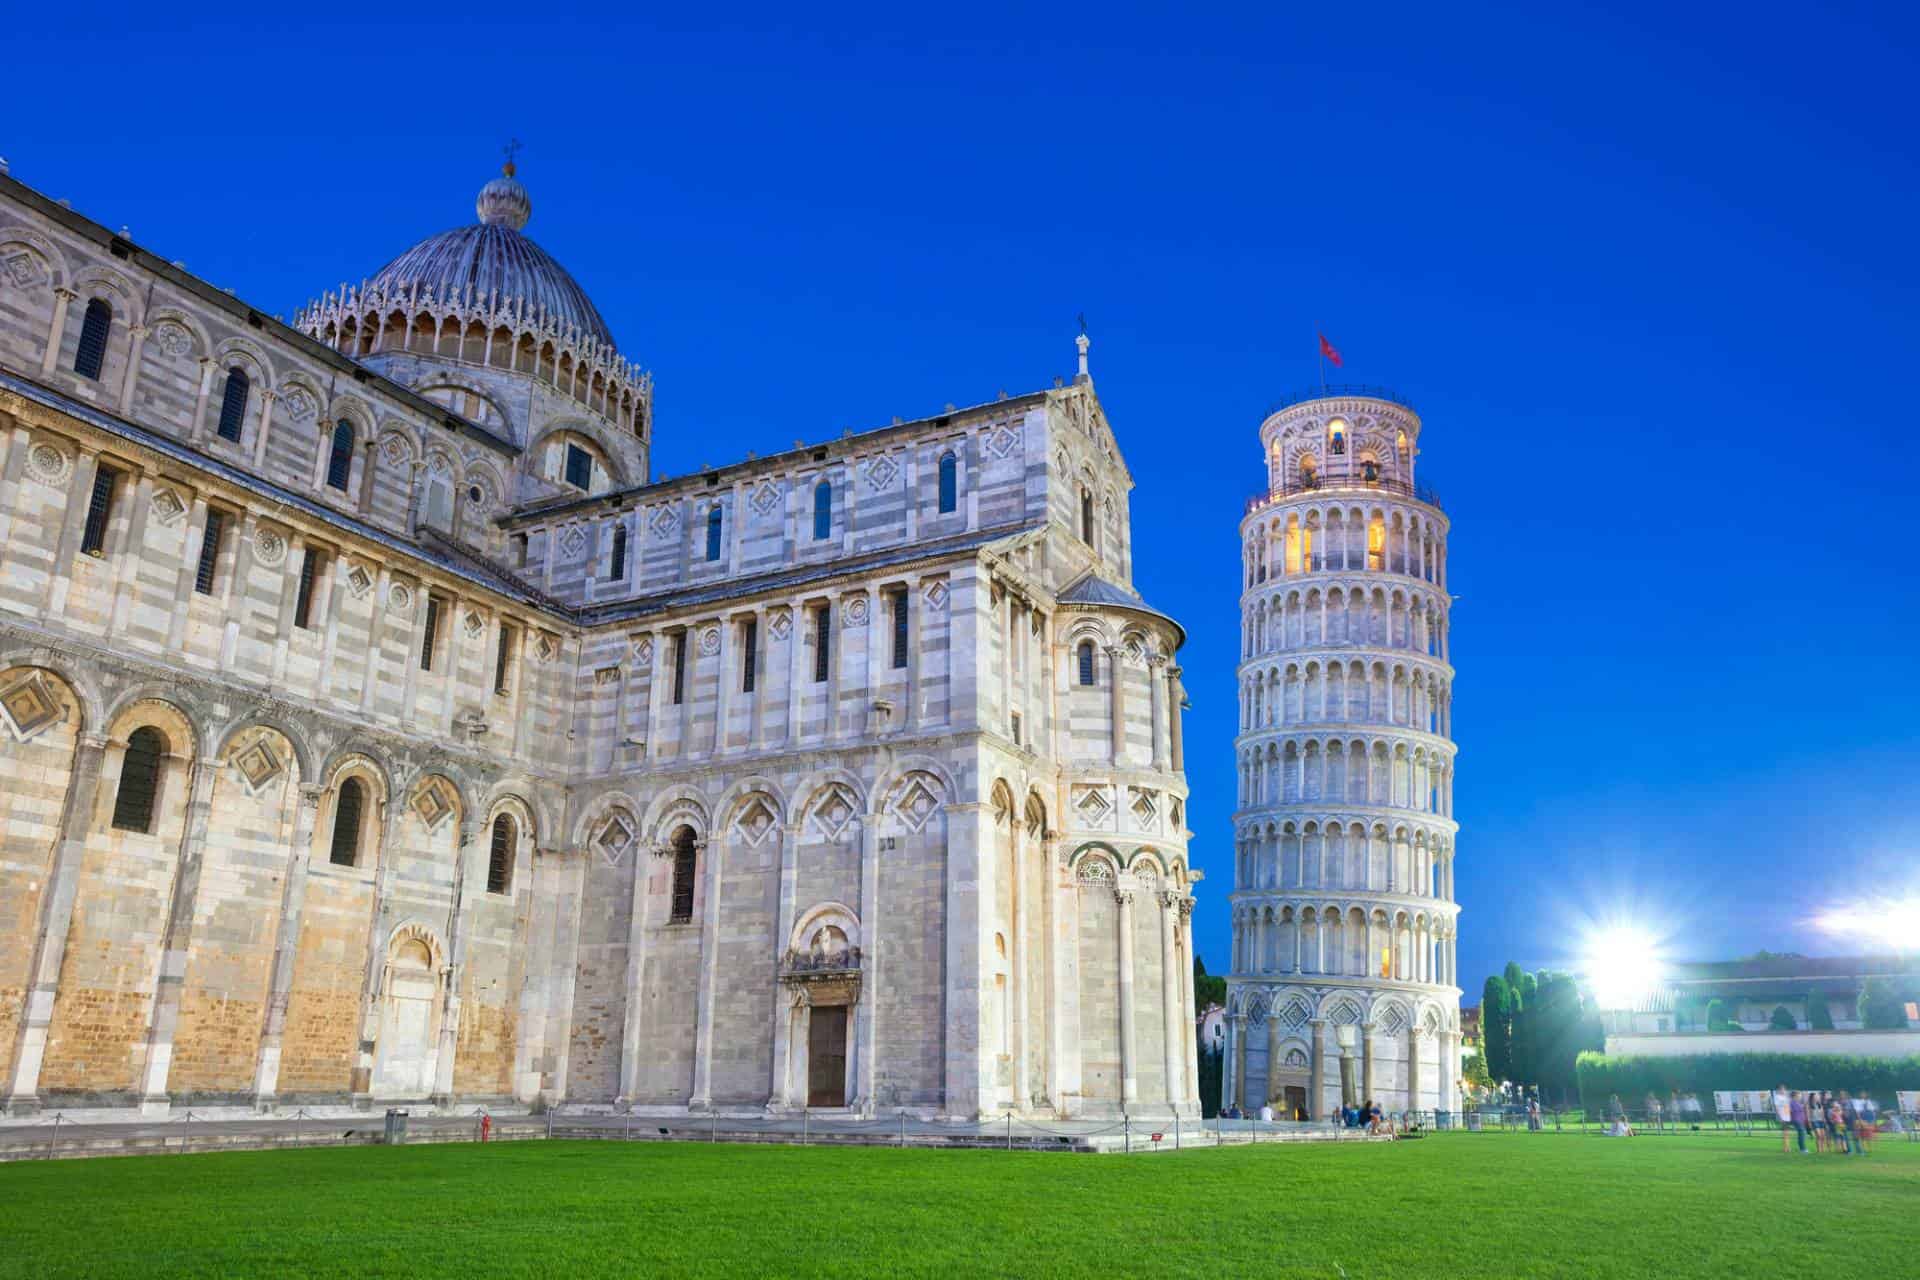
[366,220,615,348]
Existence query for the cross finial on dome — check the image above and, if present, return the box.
[503,137,522,177]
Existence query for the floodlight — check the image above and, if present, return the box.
[1581,925,1664,1011]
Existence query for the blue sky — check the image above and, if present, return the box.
[9,3,1916,994]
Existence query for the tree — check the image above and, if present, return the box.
[1769,1005,1797,1031]
[1198,1045,1224,1118]
[1193,954,1227,1014]
[1859,977,1912,1030]
[1481,975,1513,1082]
[1510,970,1539,1087]
[1527,971,1589,1102]
[1462,1049,1494,1098]
[1706,999,1732,1031]
[1808,991,1835,1030]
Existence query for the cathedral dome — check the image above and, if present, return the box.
[362,165,615,348]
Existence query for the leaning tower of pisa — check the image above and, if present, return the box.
[1223,390,1461,1122]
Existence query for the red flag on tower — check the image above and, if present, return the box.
[1319,333,1343,367]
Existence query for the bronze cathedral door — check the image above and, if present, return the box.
[807,1006,848,1106]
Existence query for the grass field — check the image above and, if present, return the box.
[2,1131,1911,1278]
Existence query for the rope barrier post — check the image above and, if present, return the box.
[1175,1114,1181,1151]
[711,1111,717,1143]
[48,1112,60,1160]
[546,1109,555,1140]
[900,1111,907,1148]
[1006,1112,1013,1151]
[1124,1115,1131,1154]
[802,1108,808,1147]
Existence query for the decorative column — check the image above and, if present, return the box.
[3,734,108,1113]
[1148,655,1168,770]
[1406,1025,1422,1114]
[1158,890,1181,1111]
[617,842,660,1108]
[1360,1021,1376,1107]
[1308,1018,1327,1120]
[1115,886,1137,1108]
[136,757,221,1113]
[39,286,74,375]
[767,822,801,1109]
[688,834,722,1109]
[431,818,482,1106]
[1181,897,1200,1106]
[1167,665,1186,773]
[1106,646,1126,763]
[855,812,881,1115]
[118,324,148,413]
[1230,1013,1248,1110]
[252,783,324,1109]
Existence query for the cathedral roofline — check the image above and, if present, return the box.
[0,172,520,458]
[500,387,1055,528]
[1056,570,1186,647]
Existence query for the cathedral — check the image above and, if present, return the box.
[0,159,1199,1121]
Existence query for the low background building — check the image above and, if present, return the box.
[1601,954,1920,1060]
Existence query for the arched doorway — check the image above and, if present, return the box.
[373,928,442,1097]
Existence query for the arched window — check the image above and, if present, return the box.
[325,420,355,491]
[1328,418,1347,455]
[1299,456,1318,488]
[487,813,516,894]
[1080,489,1095,546]
[937,452,958,514]
[215,367,251,442]
[813,480,832,541]
[74,298,113,380]
[669,826,698,923]
[110,726,166,833]
[706,506,723,561]
[1077,640,1096,687]
[329,778,365,866]
[609,524,628,580]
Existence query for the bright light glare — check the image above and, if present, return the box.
[1582,926,1665,1011]
[1815,898,1920,952]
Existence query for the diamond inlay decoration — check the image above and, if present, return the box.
[412,780,455,830]
[894,777,941,833]
[922,581,949,612]
[534,633,558,663]
[768,610,793,640]
[631,637,653,667]
[648,505,680,538]
[558,525,587,560]
[1378,1004,1409,1035]
[866,455,899,490]
[734,798,778,846]
[346,563,374,599]
[4,250,46,289]
[750,482,781,517]
[1073,786,1112,825]
[810,786,857,840]
[280,388,317,422]
[1129,787,1158,828]
[982,423,1021,460]
[596,813,636,861]
[1278,999,1312,1033]
[0,673,64,741]
[464,610,486,638]
[233,740,285,792]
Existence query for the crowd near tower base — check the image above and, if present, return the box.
[1225,390,1462,1120]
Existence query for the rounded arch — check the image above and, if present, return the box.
[0,650,103,733]
[1067,840,1122,878]
[103,692,198,756]
[72,265,141,324]
[873,754,957,810]
[1125,845,1168,876]
[528,419,632,486]
[385,919,447,972]
[211,713,316,782]
[0,227,70,289]
[788,900,862,953]
[141,304,211,360]
[716,777,788,840]
[640,782,709,847]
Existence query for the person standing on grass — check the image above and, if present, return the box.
[1788,1091,1809,1153]
[1775,1085,1794,1152]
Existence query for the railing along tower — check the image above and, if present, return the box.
[1224,388,1461,1121]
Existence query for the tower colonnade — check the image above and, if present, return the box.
[1222,391,1461,1122]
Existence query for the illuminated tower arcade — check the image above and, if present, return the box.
[1223,390,1460,1120]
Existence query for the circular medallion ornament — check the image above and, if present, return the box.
[389,583,414,615]
[255,528,287,566]
[26,442,70,485]
[152,321,193,357]
[700,627,721,656]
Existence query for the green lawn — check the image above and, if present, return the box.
[2,1132,1912,1278]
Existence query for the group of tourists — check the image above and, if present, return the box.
[1338,1100,1399,1138]
[1775,1087,1880,1155]
[1603,1091,1704,1135]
